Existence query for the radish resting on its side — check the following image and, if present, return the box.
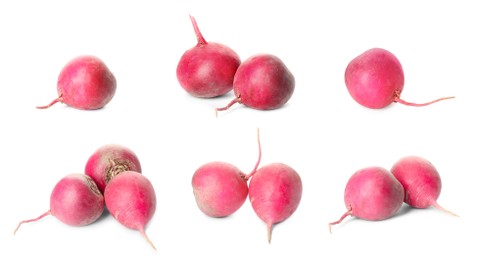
[37,55,117,110]
[177,15,240,98]
[85,143,142,194]
[105,171,157,250]
[390,155,457,216]
[216,54,295,115]
[14,174,104,234]
[329,167,404,232]
[345,48,454,109]
[248,163,302,243]
[192,128,262,217]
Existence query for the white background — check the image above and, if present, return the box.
[1,0,475,259]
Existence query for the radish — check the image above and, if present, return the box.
[37,55,117,110]
[14,174,104,234]
[329,167,404,232]
[177,15,240,98]
[192,129,262,217]
[345,48,454,109]
[248,163,302,243]
[390,155,458,216]
[104,171,157,250]
[85,144,142,194]
[216,54,295,115]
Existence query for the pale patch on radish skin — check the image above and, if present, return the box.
[14,174,104,235]
[345,48,454,109]
[390,155,458,216]
[328,167,404,233]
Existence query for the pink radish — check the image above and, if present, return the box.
[192,129,262,217]
[216,54,295,115]
[37,55,117,110]
[104,171,157,250]
[390,155,457,216]
[14,174,104,234]
[177,15,241,98]
[345,48,454,109]
[85,144,142,194]
[248,163,302,243]
[329,167,404,232]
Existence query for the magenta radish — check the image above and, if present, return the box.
[248,163,302,243]
[329,167,404,232]
[14,174,104,234]
[192,129,262,217]
[177,15,241,98]
[390,155,457,216]
[104,171,157,250]
[85,144,142,194]
[37,55,117,110]
[345,48,454,109]
[216,54,295,115]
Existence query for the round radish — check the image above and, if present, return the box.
[216,54,295,115]
[248,163,302,243]
[192,129,262,217]
[104,171,157,250]
[192,162,248,217]
[177,15,240,98]
[329,167,404,232]
[85,143,142,194]
[345,48,454,109]
[37,55,117,110]
[390,155,457,216]
[14,174,104,234]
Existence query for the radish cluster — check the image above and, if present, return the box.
[329,155,457,232]
[14,144,158,251]
[192,129,302,243]
[177,16,295,115]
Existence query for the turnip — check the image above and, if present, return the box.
[104,171,157,250]
[345,48,454,109]
[176,15,240,98]
[248,163,302,243]
[14,174,104,234]
[85,144,142,194]
[390,155,458,216]
[216,54,295,115]
[192,129,262,217]
[329,167,404,232]
[37,55,116,110]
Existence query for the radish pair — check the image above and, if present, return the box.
[14,144,157,250]
[192,129,302,243]
[329,155,457,232]
[177,16,295,115]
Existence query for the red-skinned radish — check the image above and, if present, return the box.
[329,167,404,233]
[345,48,454,109]
[177,15,240,98]
[390,155,458,216]
[216,54,295,115]
[104,171,157,250]
[192,129,262,217]
[14,174,104,234]
[248,163,302,243]
[37,55,117,110]
[85,144,142,194]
